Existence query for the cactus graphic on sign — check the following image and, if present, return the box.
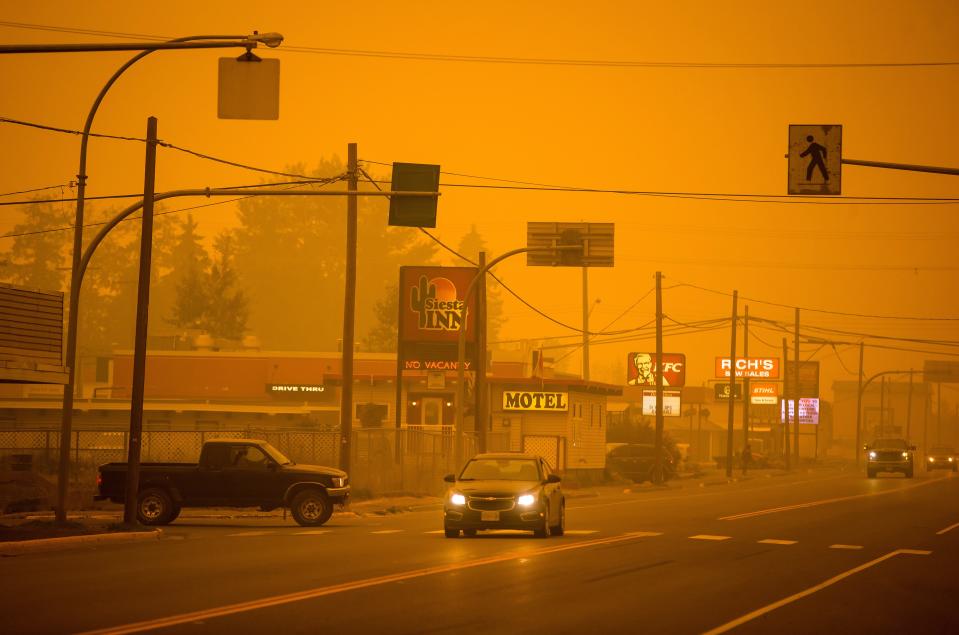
[409,275,465,331]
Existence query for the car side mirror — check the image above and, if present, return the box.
[443,474,456,483]
[545,474,561,484]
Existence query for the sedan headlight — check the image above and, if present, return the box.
[929,457,935,462]
[950,457,954,462]
[450,493,466,506]
[517,494,536,506]
[902,452,909,458]
[868,451,877,459]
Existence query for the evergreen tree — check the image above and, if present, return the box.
[153,213,211,334]
[363,283,398,352]
[201,234,248,340]
[455,225,507,345]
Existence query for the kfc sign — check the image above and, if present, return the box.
[715,357,780,379]
[627,353,686,387]
[399,266,477,344]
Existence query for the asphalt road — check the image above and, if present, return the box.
[2,467,957,634]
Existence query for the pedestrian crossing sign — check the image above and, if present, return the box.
[787,124,842,195]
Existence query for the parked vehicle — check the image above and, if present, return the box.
[96,438,350,526]
[925,446,957,472]
[606,443,676,482]
[443,453,564,538]
[864,438,915,478]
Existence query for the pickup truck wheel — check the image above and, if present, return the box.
[137,488,174,525]
[168,505,182,523]
[291,489,333,526]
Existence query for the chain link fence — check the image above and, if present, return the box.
[0,427,512,496]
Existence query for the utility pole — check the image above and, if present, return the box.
[475,251,488,453]
[652,271,665,484]
[783,337,791,470]
[725,290,737,479]
[122,117,158,526]
[793,308,800,465]
[938,383,942,443]
[880,376,886,437]
[743,305,750,452]
[855,342,864,468]
[906,369,914,441]
[582,267,590,381]
[339,143,358,474]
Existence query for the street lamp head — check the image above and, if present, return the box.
[249,32,284,48]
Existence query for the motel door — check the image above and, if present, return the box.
[407,393,455,426]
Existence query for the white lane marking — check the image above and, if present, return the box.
[424,530,445,534]
[719,473,948,521]
[370,529,403,534]
[226,531,275,537]
[758,539,797,545]
[76,531,654,635]
[829,544,864,550]
[689,534,732,541]
[936,521,959,535]
[562,530,599,535]
[295,530,330,535]
[702,549,932,635]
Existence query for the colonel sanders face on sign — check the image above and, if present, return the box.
[628,353,673,386]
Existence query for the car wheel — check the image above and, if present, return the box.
[533,504,552,538]
[290,489,333,527]
[136,488,175,525]
[551,501,565,537]
[167,504,182,523]
[444,528,460,538]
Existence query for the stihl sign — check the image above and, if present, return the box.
[715,357,780,379]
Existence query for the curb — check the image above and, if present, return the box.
[0,528,162,556]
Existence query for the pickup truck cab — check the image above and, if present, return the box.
[864,438,915,478]
[96,438,349,526]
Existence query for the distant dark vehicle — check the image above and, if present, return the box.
[925,446,957,472]
[864,438,915,479]
[96,438,350,526]
[442,453,564,538]
[606,444,676,483]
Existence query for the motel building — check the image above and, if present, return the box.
[0,346,620,477]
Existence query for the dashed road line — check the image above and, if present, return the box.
[424,530,445,534]
[703,549,932,635]
[370,530,404,534]
[829,544,864,550]
[758,539,797,545]
[562,530,599,535]
[226,531,275,537]
[689,534,731,541]
[295,530,330,535]
[936,521,959,535]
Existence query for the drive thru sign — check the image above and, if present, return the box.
[788,124,842,195]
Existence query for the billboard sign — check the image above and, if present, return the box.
[642,390,682,417]
[627,353,686,387]
[781,398,820,425]
[785,361,820,398]
[399,267,478,344]
[750,382,779,405]
[715,357,780,379]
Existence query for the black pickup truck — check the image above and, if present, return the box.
[96,438,350,526]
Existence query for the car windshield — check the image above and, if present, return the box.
[460,458,541,481]
[260,442,293,465]
[873,439,908,450]
[930,446,955,454]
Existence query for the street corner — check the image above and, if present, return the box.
[0,525,161,556]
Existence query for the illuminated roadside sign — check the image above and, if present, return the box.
[715,357,780,379]
[399,266,478,344]
[781,398,820,425]
[627,353,686,387]
[503,391,569,412]
[750,383,779,405]
[642,390,682,417]
[714,383,743,401]
[267,384,333,401]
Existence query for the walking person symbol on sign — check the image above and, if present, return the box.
[787,124,842,195]
[801,135,829,182]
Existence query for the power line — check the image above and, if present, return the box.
[5,20,959,70]
[0,183,73,198]
[669,280,959,321]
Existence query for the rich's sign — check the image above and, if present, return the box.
[715,357,780,379]
[502,391,569,411]
[400,266,478,344]
[626,353,686,387]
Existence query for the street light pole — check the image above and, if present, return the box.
[54,32,283,523]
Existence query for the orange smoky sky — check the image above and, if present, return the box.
[1,1,958,390]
